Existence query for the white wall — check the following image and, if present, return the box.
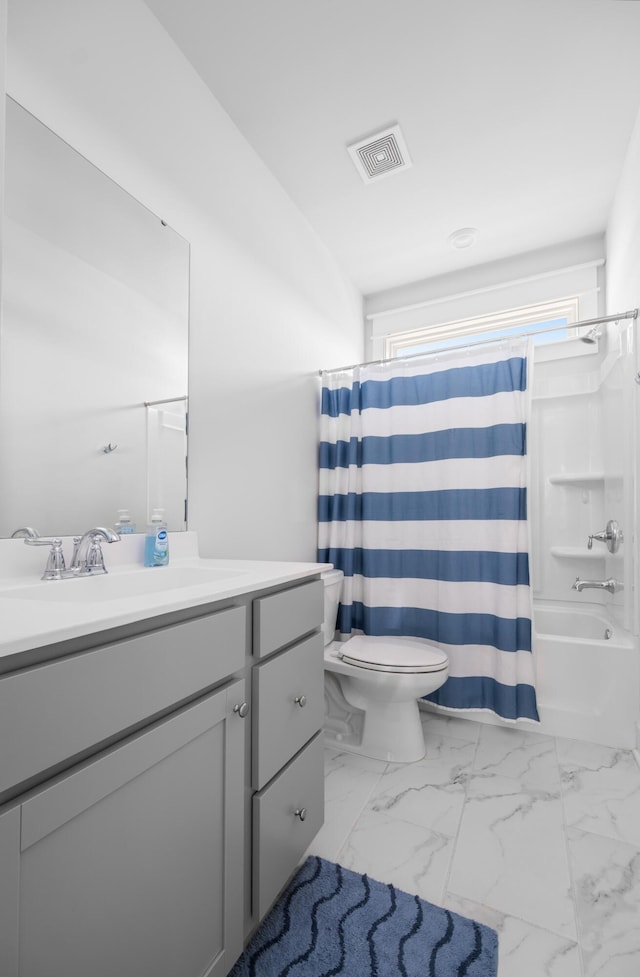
[605,105,640,643]
[606,106,640,316]
[0,0,6,314]
[4,0,363,561]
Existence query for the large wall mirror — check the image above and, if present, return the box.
[0,98,189,538]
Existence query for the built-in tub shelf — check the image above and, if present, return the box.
[550,546,606,560]
[548,472,605,486]
[550,546,623,562]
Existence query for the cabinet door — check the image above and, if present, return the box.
[1,681,247,977]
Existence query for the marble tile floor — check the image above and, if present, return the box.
[305,710,640,977]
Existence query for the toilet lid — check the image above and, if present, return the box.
[339,635,448,673]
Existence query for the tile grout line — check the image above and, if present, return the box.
[440,720,483,906]
[555,734,586,977]
[331,754,390,865]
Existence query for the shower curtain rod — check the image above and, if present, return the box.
[319,309,639,376]
[143,395,188,407]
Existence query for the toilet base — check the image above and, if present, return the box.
[324,690,426,763]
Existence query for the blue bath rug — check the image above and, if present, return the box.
[231,855,498,977]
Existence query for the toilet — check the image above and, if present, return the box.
[322,568,449,763]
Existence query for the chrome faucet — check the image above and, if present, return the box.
[24,526,119,580]
[572,577,623,594]
[70,527,120,575]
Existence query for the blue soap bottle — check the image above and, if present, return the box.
[144,508,169,567]
[115,509,136,535]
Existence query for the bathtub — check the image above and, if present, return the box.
[533,600,638,748]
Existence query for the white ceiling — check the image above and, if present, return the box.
[145,0,640,297]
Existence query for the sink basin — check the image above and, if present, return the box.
[1,565,247,602]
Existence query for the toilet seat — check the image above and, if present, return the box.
[339,635,448,674]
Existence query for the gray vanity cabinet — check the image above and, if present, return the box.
[0,572,327,976]
[0,680,246,977]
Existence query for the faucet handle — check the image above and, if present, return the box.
[44,540,67,580]
[24,537,67,580]
[84,534,107,573]
[587,519,623,553]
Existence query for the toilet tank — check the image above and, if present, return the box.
[321,568,343,646]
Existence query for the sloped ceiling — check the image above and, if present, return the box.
[145,0,640,296]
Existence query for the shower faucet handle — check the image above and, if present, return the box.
[587,519,623,553]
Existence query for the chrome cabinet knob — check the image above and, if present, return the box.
[233,702,249,718]
[294,807,307,822]
[294,694,307,708]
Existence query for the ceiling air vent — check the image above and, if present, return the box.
[347,124,412,184]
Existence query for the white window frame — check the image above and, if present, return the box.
[366,252,604,364]
[383,296,583,360]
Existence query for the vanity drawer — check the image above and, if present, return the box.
[253,579,323,659]
[0,605,246,797]
[252,631,324,790]
[252,731,324,920]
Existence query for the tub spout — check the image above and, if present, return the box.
[572,577,623,594]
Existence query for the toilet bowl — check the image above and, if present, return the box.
[322,569,449,763]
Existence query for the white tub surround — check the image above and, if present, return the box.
[424,600,638,749]
[533,600,637,749]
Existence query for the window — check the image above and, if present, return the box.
[384,297,581,359]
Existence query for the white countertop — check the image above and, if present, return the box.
[0,532,330,659]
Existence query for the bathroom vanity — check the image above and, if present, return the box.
[0,535,327,977]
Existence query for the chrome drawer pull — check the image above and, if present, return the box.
[294,694,307,708]
[233,702,249,718]
[294,807,307,822]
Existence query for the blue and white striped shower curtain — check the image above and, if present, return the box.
[317,341,539,722]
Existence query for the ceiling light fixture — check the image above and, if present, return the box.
[448,227,478,250]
